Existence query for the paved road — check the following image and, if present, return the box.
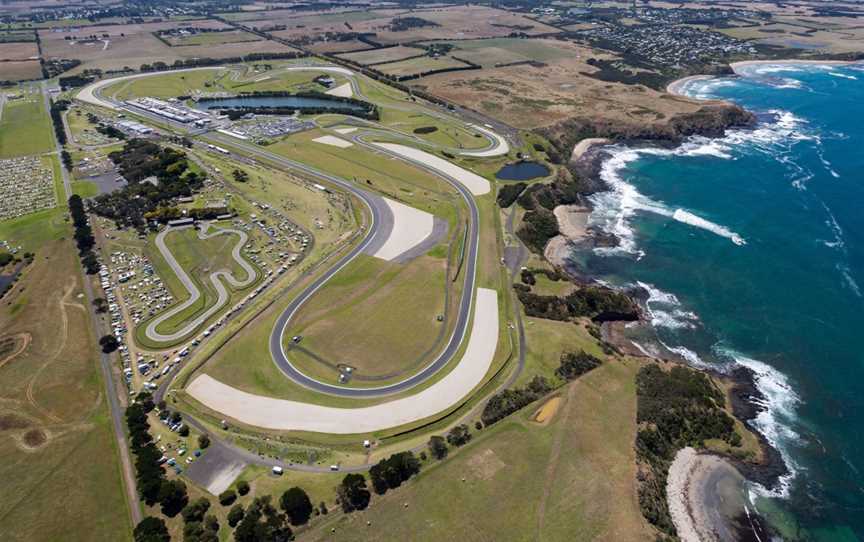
[43,83,143,526]
[144,223,257,343]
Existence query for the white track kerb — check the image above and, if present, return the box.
[187,288,499,433]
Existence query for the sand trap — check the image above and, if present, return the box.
[187,288,499,433]
[370,198,435,261]
[371,142,490,196]
[334,127,358,134]
[313,135,353,148]
[326,82,353,98]
[533,396,561,425]
[462,124,510,157]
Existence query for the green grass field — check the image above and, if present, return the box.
[71,180,99,198]
[420,38,575,67]
[298,356,652,542]
[376,55,471,78]
[0,93,54,159]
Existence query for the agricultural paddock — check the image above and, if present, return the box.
[415,43,703,129]
[0,233,131,542]
[336,45,425,66]
[420,38,576,67]
[0,59,41,81]
[300,357,652,542]
[305,39,370,54]
[0,40,38,60]
[0,92,54,158]
[375,55,471,78]
[38,20,295,73]
[161,28,263,47]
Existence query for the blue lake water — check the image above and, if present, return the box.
[495,161,550,181]
[577,63,864,540]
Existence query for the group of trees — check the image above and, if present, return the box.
[68,195,99,274]
[513,282,638,323]
[49,99,69,146]
[496,182,527,208]
[481,375,553,426]
[91,139,203,229]
[368,451,420,495]
[635,364,742,536]
[337,474,371,513]
[138,52,308,74]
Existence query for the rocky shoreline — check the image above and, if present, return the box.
[536,83,788,540]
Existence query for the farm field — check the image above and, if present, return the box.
[305,39,370,54]
[0,40,38,60]
[375,55,470,78]
[0,92,54,159]
[0,59,41,81]
[420,38,577,67]
[299,356,652,542]
[415,41,703,129]
[0,223,131,542]
[38,20,296,73]
[336,45,425,66]
[163,28,263,47]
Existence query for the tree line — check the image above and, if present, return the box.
[68,195,99,274]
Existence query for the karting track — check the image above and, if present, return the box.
[144,223,257,344]
[77,64,509,400]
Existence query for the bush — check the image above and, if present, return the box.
[181,497,210,523]
[178,425,190,437]
[198,434,210,449]
[133,517,169,542]
[368,452,420,495]
[236,480,250,496]
[428,435,448,460]
[337,473,370,512]
[280,486,313,525]
[446,424,471,447]
[413,125,438,134]
[227,504,245,527]
[516,209,559,253]
[481,376,552,426]
[496,182,527,208]
[556,351,602,381]
[218,489,237,506]
[158,479,188,518]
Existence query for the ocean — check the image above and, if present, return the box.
[576,63,864,540]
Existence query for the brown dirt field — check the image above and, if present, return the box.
[304,39,370,54]
[533,395,562,425]
[1,60,42,81]
[415,42,702,129]
[38,19,295,73]
[0,41,38,60]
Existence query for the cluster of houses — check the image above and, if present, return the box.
[0,157,56,221]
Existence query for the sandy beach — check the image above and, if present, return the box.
[544,204,591,270]
[570,137,611,162]
[667,447,750,542]
[666,75,718,96]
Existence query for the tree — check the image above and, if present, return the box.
[92,297,108,313]
[337,473,370,512]
[428,435,448,460]
[279,486,313,525]
[368,452,420,495]
[227,503,245,527]
[198,434,211,449]
[158,479,189,517]
[236,480,250,496]
[234,496,292,542]
[136,391,155,413]
[219,489,237,506]
[99,334,119,353]
[232,169,249,183]
[133,517,169,542]
[178,425,190,437]
[447,424,471,447]
[181,497,210,523]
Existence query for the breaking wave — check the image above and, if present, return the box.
[638,281,700,329]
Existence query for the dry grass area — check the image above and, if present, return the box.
[0,238,130,541]
[0,41,37,60]
[376,55,470,78]
[305,39,370,54]
[300,357,653,542]
[1,59,42,81]
[38,19,295,73]
[719,18,864,52]
[416,41,702,129]
[337,44,425,65]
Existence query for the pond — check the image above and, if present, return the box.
[495,161,550,181]
[193,95,368,112]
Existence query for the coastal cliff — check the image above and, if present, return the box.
[537,102,755,165]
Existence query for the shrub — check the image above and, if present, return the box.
[446,424,471,447]
[337,474,370,512]
[198,434,210,449]
[236,480,250,496]
[556,350,602,381]
[280,487,313,525]
[368,452,420,495]
[227,504,245,527]
[218,489,237,506]
[496,182,527,208]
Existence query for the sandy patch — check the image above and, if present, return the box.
[570,138,611,162]
[187,288,499,433]
[533,396,561,425]
[371,198,435,261]
[543,235,572,270]
[334,127,358,134]
[371,142,491,195]
[553,204,589,241]
[325,82,353,98]
[313,134,353,148]
[466,448,506,481]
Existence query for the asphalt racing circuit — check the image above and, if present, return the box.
[77,63,512,432]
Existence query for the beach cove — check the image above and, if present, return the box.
[566,60,864,540]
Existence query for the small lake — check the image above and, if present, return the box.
[495,161,550,181]
[194,96,367,112]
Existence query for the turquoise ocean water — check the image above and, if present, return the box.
[578,63,864,540]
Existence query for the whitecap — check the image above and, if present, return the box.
[637,281,700,330]
[828,71,857,80]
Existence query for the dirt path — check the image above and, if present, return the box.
[0,332,31,370]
